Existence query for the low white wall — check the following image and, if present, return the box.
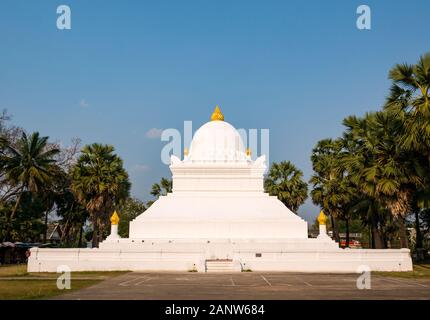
[236,249,413,272]
[27,245,412,273]
[28,248,206,272]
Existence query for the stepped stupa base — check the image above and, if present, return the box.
[28,237,412,273]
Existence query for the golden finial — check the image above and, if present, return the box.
[317,211,328,225]
[110,210,120,225]
[246,148,251,156]
[211,105,224,121]
[184,148,189,156]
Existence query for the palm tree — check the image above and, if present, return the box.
[71,143,130,247]
[264,161,308,212]
[150,177,172,198]
[147,177,172,207]
[342,111,423,248]
[55,177,89,247]
[385,53,430,155]
[310,138,355,245]
[384,53,430,250]
[410,188,430,255]
[348,196,387,248]
[340,121,387,248]
[0,132,60,240]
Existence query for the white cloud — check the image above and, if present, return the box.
[145,128,163,139]
[79,99,90,108]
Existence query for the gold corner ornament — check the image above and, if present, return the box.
[317,211,328,225]
[184,148,189,156]
[211,105,224,121]
[110,210,120,225]
[246,148,251,156]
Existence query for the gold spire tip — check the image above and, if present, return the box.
[211,105,224,121]
[110,210,120,225]
[317,211,328,225]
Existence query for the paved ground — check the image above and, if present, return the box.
[54,272,430,300]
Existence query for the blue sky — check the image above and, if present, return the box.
[0,0,428,222]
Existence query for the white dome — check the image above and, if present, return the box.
[187,120,248,162]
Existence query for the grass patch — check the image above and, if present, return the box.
[375,263,430,279]
[0,279,104,300]
[0,264,29,277]
[0,264,127,300]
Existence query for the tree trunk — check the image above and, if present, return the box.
[345,218,350,248]
[78,223,83,248]
[98,226,104,244]
[371,225,385,249]
[43,210,49,243]
[59,220,69,243]
[398,216,409,248]
[9,192,22,220]
[382,230,388,249]
[414,210,422,249]
[64,223,72,246]
[91,219,99,248]
[3,192,23,241]
[330,215,340,244]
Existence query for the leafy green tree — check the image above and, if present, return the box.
[151,177,172,197]
[420,208,430,253]
[264,161,308,212]
[0,191,46,242]
[118,197,146,237]
[348,196,387,248]
[71,143,131,247]
[0,111,24,204]
[342,111,423,248]
[147,177,172,207]
[384,53,430,250]
[310,139,356,245]
[40,174,62,243]
[44,138,83,244]
[385,53,430,155]
[0,132,60,241]
[55,183,89,247]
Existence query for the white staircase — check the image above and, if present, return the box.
[205,259,241,273]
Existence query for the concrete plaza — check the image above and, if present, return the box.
[55,272,430,300]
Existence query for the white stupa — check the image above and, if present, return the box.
[28,106,412,273]
[130,106,307,240]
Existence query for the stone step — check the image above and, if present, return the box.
[206,262,235,267]
[205,260,241,272]
[206,266,236,270]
